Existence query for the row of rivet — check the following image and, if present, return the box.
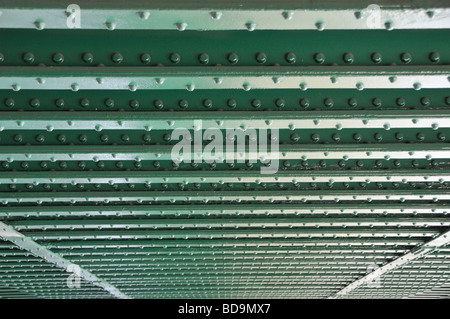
[0,159,443,170]
[4,181,447,191]
[3,131,446,144]
[0,51,441,65]
[4,97,450,109]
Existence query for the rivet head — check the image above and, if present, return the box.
[227,53,239,64]
[198,53,210,65]
[396,97,406,106]
[82,52,94,64]
[245,22,256,31]
[30,98,40,108]
[256,52,267,64]
[400,52,412,64]
[429,52,440,63]
[140,53,151,64]
[285,52,296,64]
[175,22,187,31]
[170,53,181,64]
[315,21,325,31]
[343,52,354,64]
[348,98,357,107]
[23,52,35,64]
[111,52,123,64]
[55,99,65,108]
[52,52,64,64]
[5,98,15,108]
[371,52,382,64]
[385,21,394,31]
[314,52,325,64]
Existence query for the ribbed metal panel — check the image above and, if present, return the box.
[0,0,449,299]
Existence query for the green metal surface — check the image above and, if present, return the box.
[0,0,449,299]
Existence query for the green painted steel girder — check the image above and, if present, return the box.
[1,0,450,300]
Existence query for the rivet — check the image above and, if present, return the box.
[251,99,261,109]
[154,99,164,109]
[170,53,181,64]
[52,52,64,64]
[5,98,15,108]
[210,11,222,20]
[128,82,137,91]
[420,97,431,106]
[243,83,251,91]
[23,52,35,64]
[282,11,294,20]
[203,99,213,109]
[256,52,267,64]
[343,53,354,64]
[314,52,325,64]
[315,21,325,31]
[384,21,393,31]
[186,84,195,91]
[0,53,4,63]
[198,53,210,65]
[285,52,296,64]
[372,97,382,107]
[400,52,412,64]
[227,53,239,64]
[175,22,187,31]
[324,98,333,108]
[35,134,45,143]
[105,21,116,31]
[348,98,357,107]
[179,99,189,109]
[429,52,440,63]
[290,133,300,142]
[80,98,89,108]
[275,98,285,108]
[137,11,150,20]
[371,52,382,64]
[111,52,123,64]
[227,99,237,109]
[140,53,151,64]
[416,132,425,141]
[30,98,40,108]
[299,82,308,91]
[299,98,309,108]
[245,22,256,31]
[396,97,406,106]
[413,82,422,90]
[34,20,45,30]
[71,83,79,91]
[311,133,320,142]
[103,98,114,108]
[356,82,364,91]
[82,52,94,64]
[130,99,140,109]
